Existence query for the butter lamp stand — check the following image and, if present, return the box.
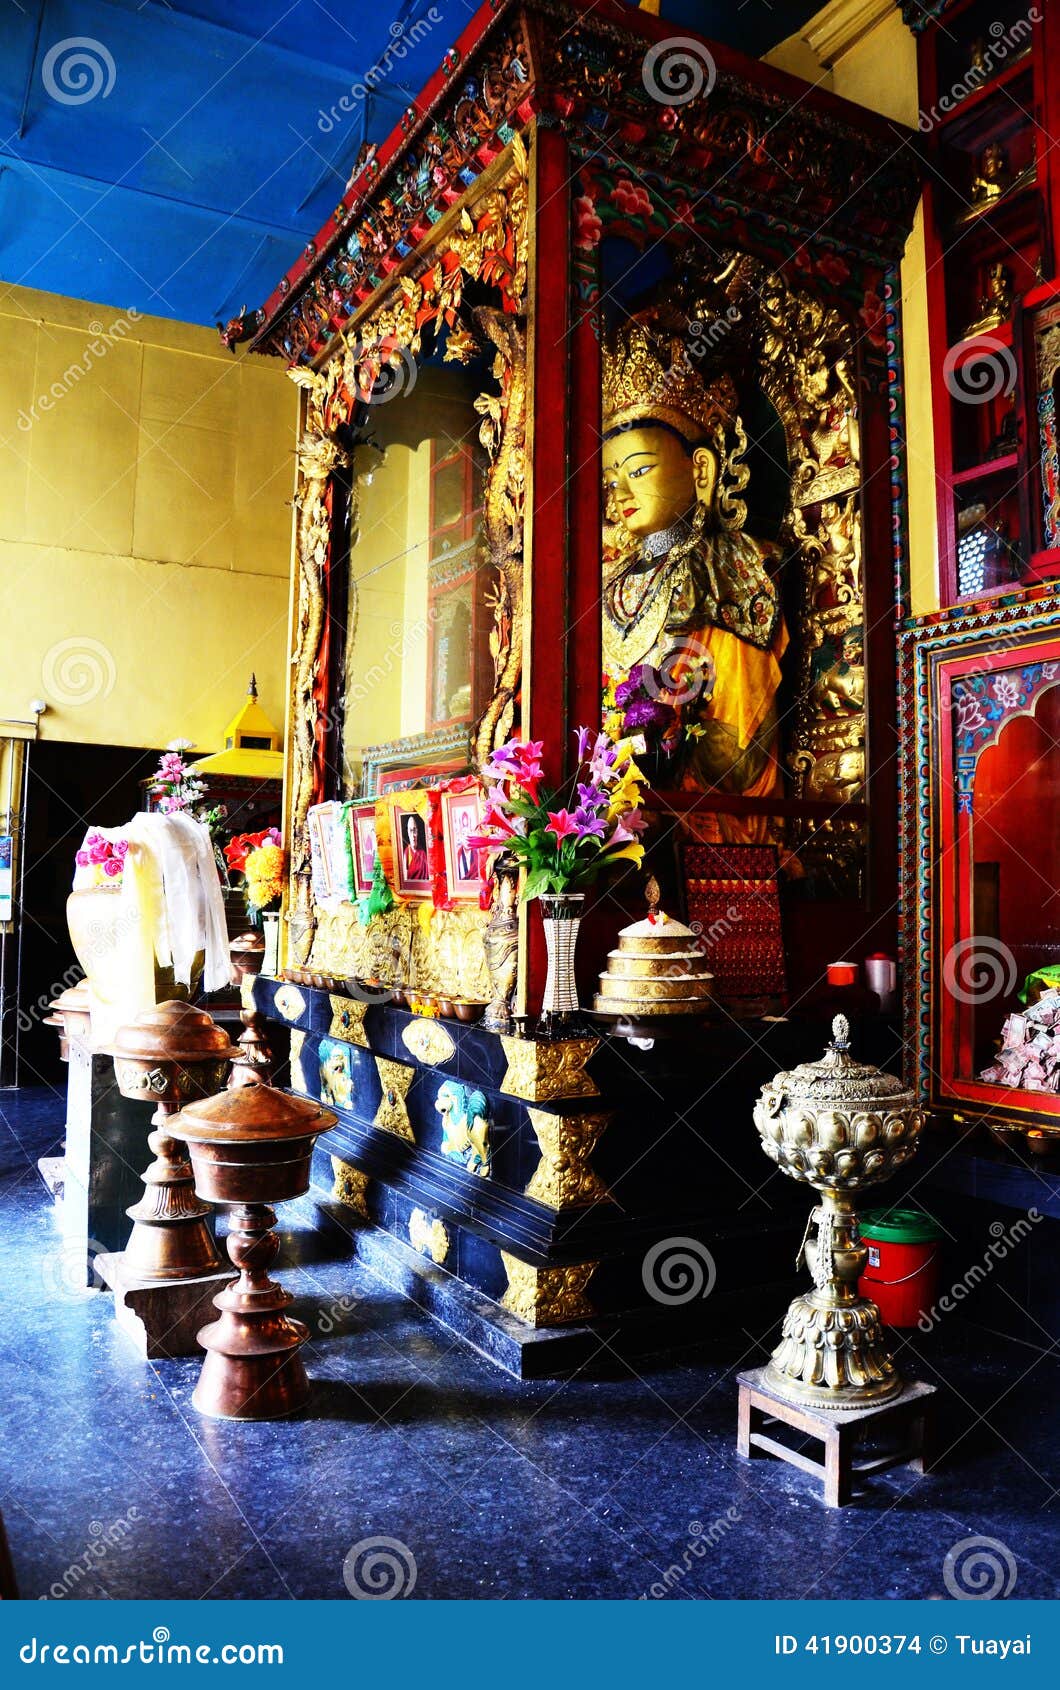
[741,1014,938,1505]
[97,1002,238,1358]
[169,1080,335,1419]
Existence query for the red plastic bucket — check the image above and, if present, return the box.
[858,1207,942,1328]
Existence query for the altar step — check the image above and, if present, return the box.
[306,1177,793,1381]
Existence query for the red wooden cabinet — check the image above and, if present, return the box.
[916,0,1060,603]
[899,591,1060,1137]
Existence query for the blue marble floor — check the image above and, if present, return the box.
[1,1085,1057,1602]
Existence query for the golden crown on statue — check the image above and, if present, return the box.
[602,314,738,443]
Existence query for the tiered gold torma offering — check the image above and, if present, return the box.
[594,911,714,1019]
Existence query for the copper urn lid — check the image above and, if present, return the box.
[230,930,265,955]
[759,1014,915,1114]
[172,1080,335,1145]
[112,1000,238,1064]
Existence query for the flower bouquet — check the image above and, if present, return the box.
[73,829,129,887]
[604,650,716,774]
[148,745,207,815]
[468,728,648,1026]
[468,728,647,898]
[148,744,228,873]
[223,828,285,926]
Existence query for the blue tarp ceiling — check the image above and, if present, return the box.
[0,1,822,330]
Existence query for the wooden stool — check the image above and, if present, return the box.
[737,1366,937,1508]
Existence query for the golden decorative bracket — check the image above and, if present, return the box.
[500,1254,596,1328]
[499,1035,600,1103]
[525,1110,613,1209]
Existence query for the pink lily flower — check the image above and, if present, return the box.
[546,809,578,841]
[481,804,517,836]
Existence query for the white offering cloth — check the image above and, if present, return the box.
[85,813,230,999]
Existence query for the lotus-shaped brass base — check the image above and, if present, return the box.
[764,1194,900,1409]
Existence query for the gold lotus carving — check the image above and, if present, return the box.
[328,994,369,1048]
[401,1020,456,1066]
[307,905,491,1005]
[330,1157,370,1218]
[409,1208,450,1264]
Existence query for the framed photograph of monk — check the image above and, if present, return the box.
[350,802,380,897]
[387,792,433,899]
[307,803,334,902]
[441,787,486,901]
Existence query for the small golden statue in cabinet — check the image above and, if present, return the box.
[482,852,520,1032]
[962,262,1013,339]
[960,142,1032,226]
[970,141,1011,207]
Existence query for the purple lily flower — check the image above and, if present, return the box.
[576,782,607,810]
[575,725,592,762]
[589,735,619,785]
[572,806,608,838]
[591,731,614,763]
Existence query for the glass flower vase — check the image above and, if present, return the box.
[539,892,585,1032]
[260,910,281,977]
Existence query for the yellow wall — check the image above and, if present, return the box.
[0,283,296,750]
[767,6,939,614]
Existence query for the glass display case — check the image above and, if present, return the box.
[899,592,1060,1136]
[338,368,494,795]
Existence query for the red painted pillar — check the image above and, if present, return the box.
[522,124,573,1010]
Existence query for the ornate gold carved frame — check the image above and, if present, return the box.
[281,140,530,987]
[581,188,870,889]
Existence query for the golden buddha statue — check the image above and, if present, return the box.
[970,142,1011,207]
[962,262,1013,339]
[601,314,788,840]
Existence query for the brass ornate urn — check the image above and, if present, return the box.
[170,1081,335,1420]
[753,1014,925,1409]
[111,1001,238,1280]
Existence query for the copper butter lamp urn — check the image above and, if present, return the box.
[753,1015,925,1409]
[170,1081,335,1420]
[111,1002,238,1280]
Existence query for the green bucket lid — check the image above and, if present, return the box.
[859,1206,943,1245]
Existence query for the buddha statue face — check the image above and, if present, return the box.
[603,423,717,540]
